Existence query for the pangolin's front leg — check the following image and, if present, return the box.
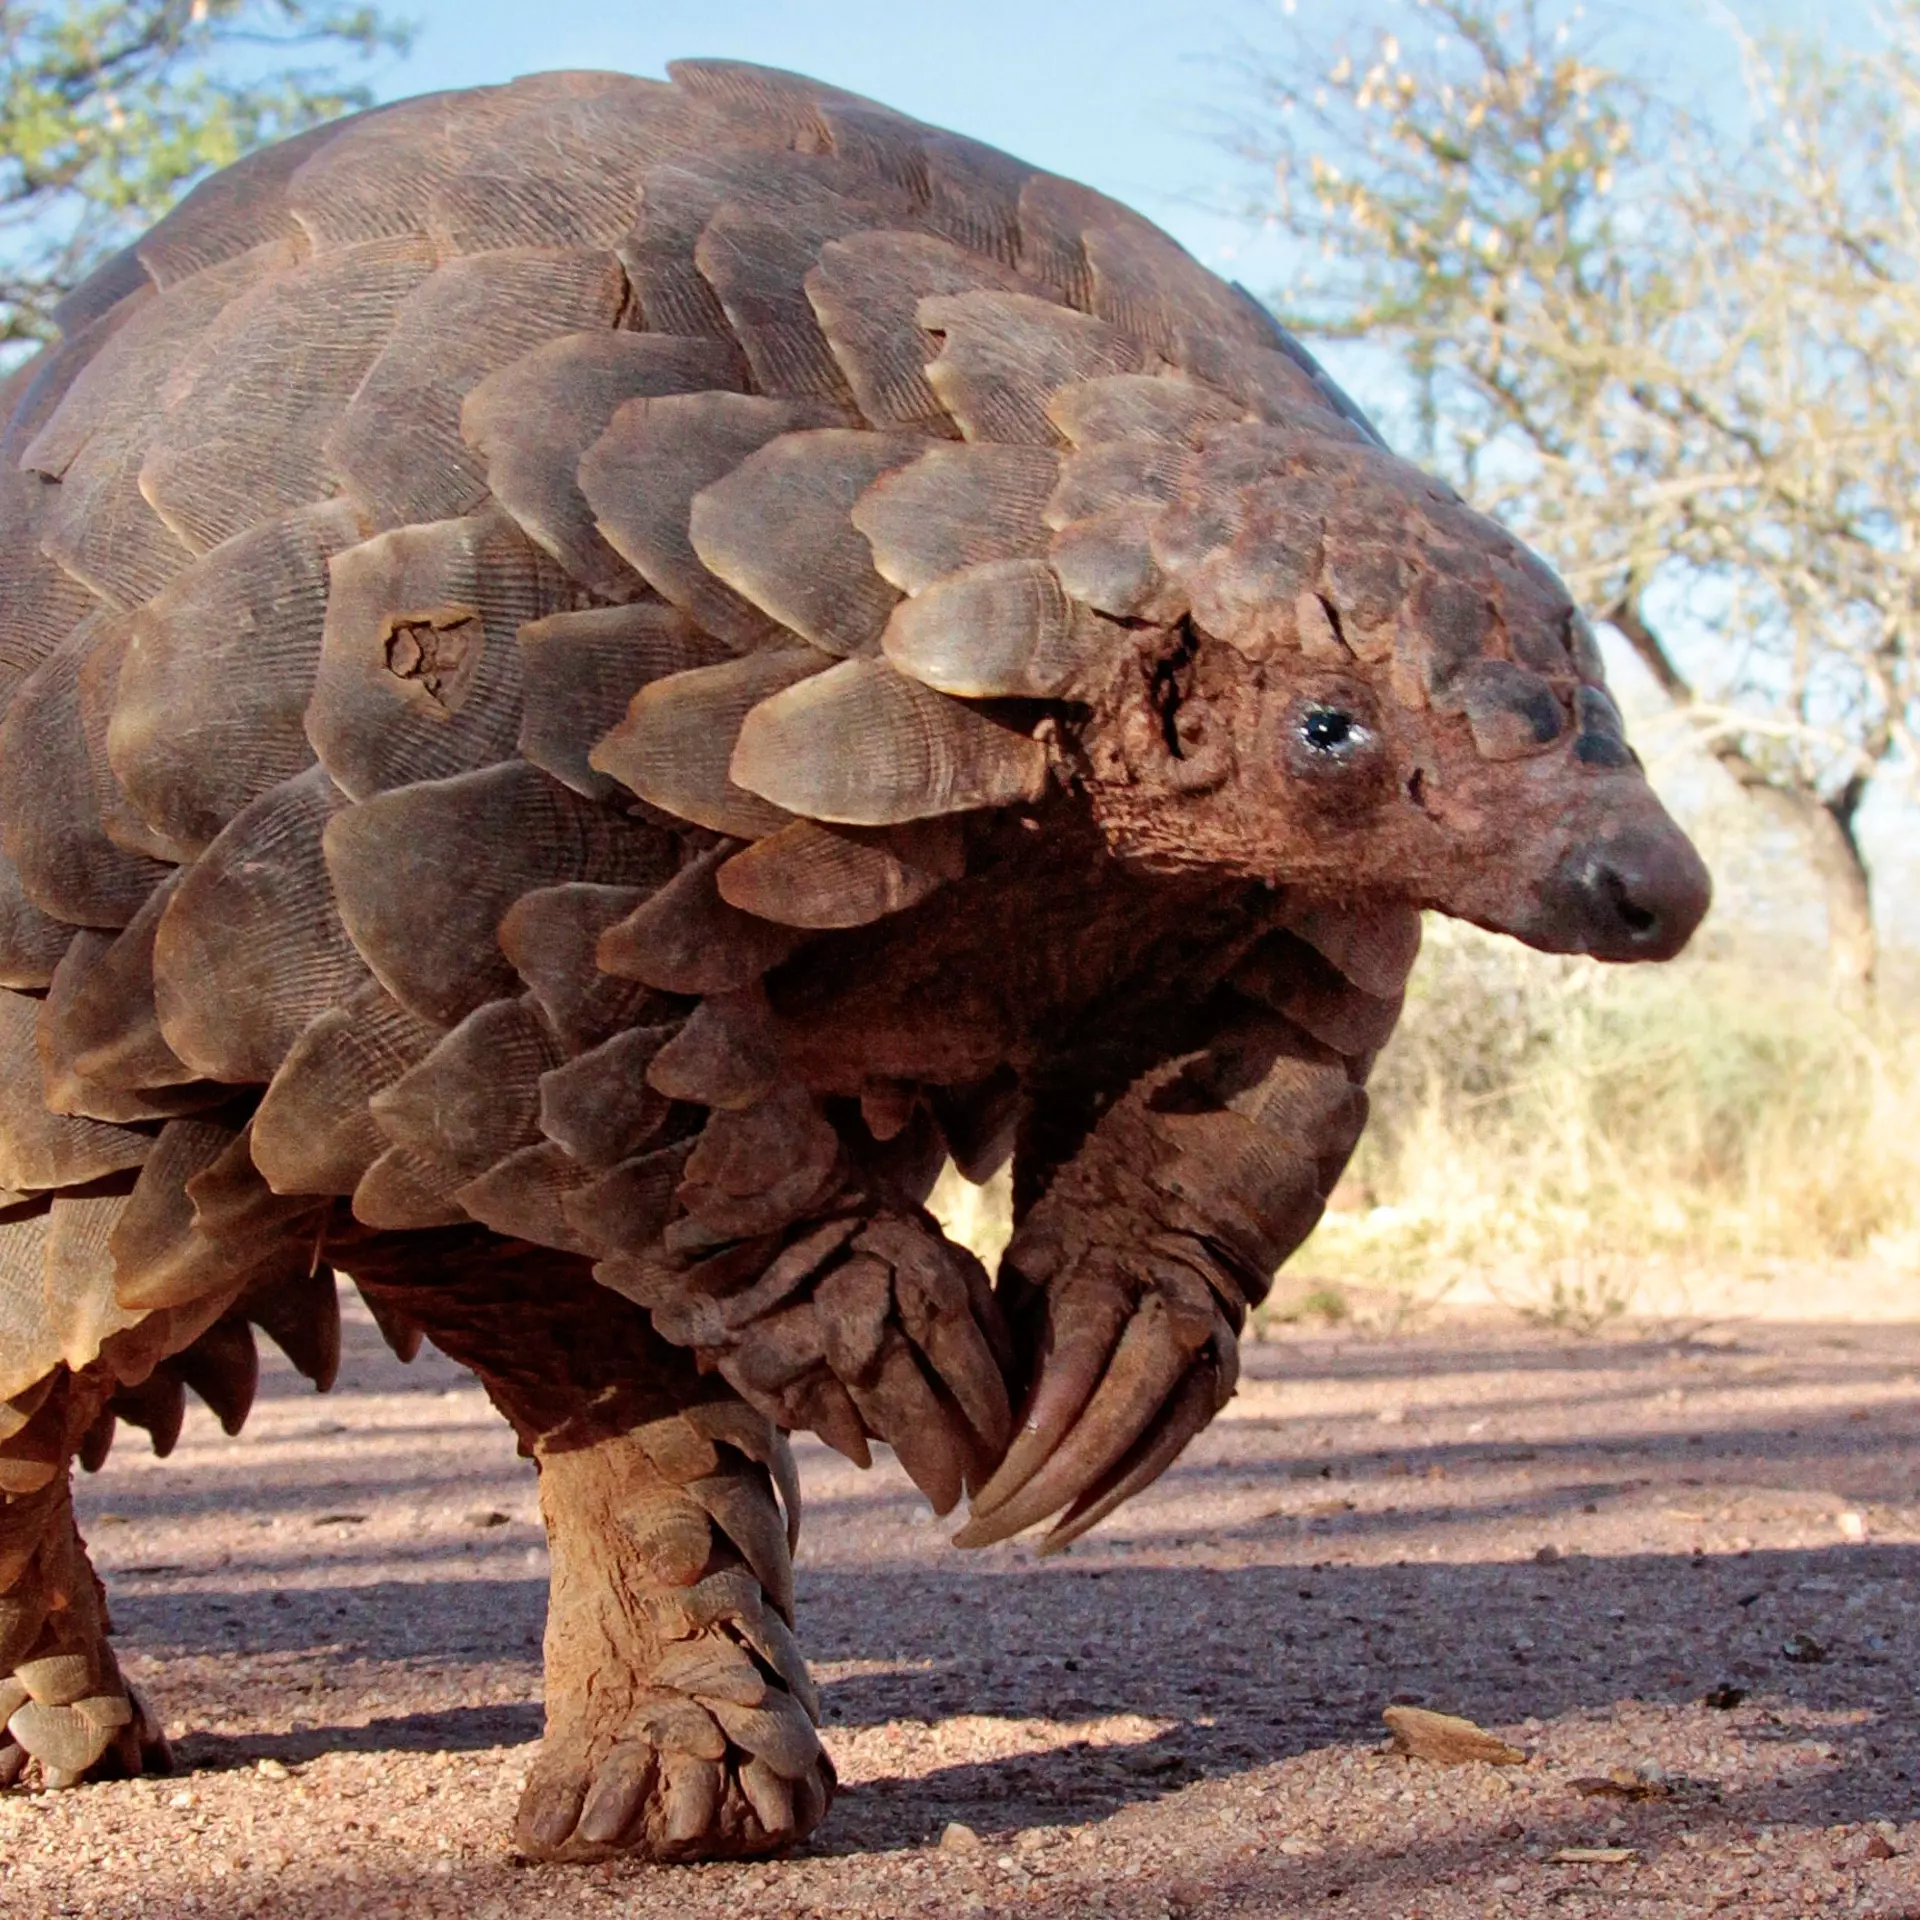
[957,902,1419,1550]
[578,988,1018,1517]
[348,1234,834,1863]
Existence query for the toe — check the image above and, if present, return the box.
[514,1761,588,1855]
[575,1742,657,1848]
[660,1751,725,1846]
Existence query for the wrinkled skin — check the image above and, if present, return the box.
[1077,426,1708,962]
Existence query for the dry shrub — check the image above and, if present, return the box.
[927,1157,1014,1274]
[1312,918,1920,1292]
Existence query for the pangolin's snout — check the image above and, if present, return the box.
[1546,821,1712,962]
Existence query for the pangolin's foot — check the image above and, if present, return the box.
[955,1238,1239,1553]
[515,1402,833,1863]
[0,1441,172,1789]
[1,1677,171,1791]
[515,1689,835,1864]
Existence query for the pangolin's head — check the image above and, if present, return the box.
[1067,418,1710,963]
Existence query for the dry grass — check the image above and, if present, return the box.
[1294,920,1920,1322]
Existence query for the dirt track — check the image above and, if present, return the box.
[3,1289,1918,1917]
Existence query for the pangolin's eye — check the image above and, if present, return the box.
[1300,706,1364,755]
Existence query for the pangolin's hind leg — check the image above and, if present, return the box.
[348,1233,833,1864]
[0,1372,171,1788]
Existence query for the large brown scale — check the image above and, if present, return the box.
[0,61,1709,1861]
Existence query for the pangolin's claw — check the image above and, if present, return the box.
[1038,1358,1227,1554]
[962,1278,1131,1524]
[954,1292,1194,1545]
[955,1275,1234,1550]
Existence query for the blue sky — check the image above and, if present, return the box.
[362,0,1861,311]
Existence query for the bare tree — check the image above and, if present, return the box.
[1237,0,1920,996]
[0,0,406,350]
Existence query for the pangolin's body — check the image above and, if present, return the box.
[0,62,1708,1859]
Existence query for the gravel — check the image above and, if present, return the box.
[3,1290,1917,1917]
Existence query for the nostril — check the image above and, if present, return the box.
[1554,827,1711,962]
[1600,866,1659,939]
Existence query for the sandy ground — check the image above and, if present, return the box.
[2,1288,1918,1918]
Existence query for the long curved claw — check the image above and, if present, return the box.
[951,1292,1195,1547]
[962,1276,1131,1522]
[1037,1355,1227,1555]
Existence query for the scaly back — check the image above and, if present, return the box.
[0,60,1557,1436]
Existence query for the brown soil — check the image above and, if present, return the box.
[3,1288,1917,1917]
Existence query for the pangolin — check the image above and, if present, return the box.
[0,61,1709,1861]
